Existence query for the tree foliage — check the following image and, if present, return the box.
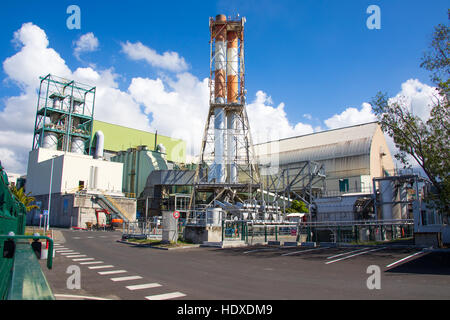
[286,199,309,213]
[9,185,39,212]
[371,18,449,213]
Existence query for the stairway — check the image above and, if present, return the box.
[94,194,130,223]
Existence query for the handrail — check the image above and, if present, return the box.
[0,235,53,269]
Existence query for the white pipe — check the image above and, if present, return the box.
[94,130,104,159]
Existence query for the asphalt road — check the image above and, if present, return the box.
[40,229,450,300]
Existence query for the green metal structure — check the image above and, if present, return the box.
[32,74,96,155]
[0,164,54,300]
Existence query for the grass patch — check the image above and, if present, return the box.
[124,237,196,248]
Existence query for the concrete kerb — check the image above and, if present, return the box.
[116,239,201,250]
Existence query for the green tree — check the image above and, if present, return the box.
[9,185,39,212]
[371,19,449,213]
[286,199,309,213]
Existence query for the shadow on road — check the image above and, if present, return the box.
[385,252,450,275]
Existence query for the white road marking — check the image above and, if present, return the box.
[325,247,386,264]
[386,250,427,268]
[73,237,81,239]
[98,270,127,275]
[126,283,162,291]
[110,276,143,282]
[79,261,104,265]
[281,247,327,256]
[60,252,80,255]
[326,248,371,260]
[243,248,279,254]
[56,249,72,252]
[72,258,95,261]
[65,254,87,258]
[87,237,94,239]
[54,294,111,300]
[145,292,186,300]
[88,265,114,270]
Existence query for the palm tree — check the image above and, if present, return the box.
[9,185,39,212]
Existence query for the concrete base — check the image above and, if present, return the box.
[415,232,442,248]
[283,241,299,247]
[184,225,223,244]
[201,241,247,248]
[27,193,136,228]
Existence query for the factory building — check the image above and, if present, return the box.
[26,75,137,228]
[91,120,186,163]
[254,122,395,196]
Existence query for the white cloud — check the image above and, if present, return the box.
[121,41,188,72]
[73,32,99,60]
[0,23,152,174]
[388,79,439,121]
[128,73,209,155]
[324,102,376,129]
[247,91,314,144]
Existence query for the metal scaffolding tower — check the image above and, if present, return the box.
[32,74,96,155]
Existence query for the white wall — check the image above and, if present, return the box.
[27,148,123,196]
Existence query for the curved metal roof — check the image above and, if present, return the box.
[255,122,379,165]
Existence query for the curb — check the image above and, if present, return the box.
[116,239,201,250]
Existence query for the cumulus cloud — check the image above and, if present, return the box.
[121,41,188,73]
[73,32,99,60]
[247,91,314,144]
[324,102,376,129]
[388,79,440,121]
[0,23,151,173]
[322,79,439,167]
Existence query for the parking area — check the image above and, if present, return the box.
[42,229,450,300]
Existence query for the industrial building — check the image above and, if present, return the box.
[254,122,395,196]
[20,14,447,247]
[91,120,186,163]
[26,75,136,228]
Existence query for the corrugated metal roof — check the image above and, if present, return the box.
[255,122,378,164]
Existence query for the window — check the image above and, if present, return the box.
[339,179,349,192]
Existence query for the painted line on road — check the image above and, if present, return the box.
[65,254,87,258]
[54,294,111,300]
[386,250,427,268]
[281,247,327,256]
[73,237,81,239]
[126,283,162,291]
[325,247,386,264]
[79,261,104,265]
[326,248,371,260]
[98,270,127,275]
[88,265,114,270]
[60,252,80,255]
[72,258,95,261]
[145,292,186,300]
[110,276,143,282]
[56,249,72,252]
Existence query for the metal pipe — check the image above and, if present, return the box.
[213,14,227,183]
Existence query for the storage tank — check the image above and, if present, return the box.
[206,208,222,226]
[42,132,58,150]
[71,137,85,154]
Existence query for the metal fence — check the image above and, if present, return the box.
[122,220,163,239]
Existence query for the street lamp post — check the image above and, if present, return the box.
[47,156,56,232]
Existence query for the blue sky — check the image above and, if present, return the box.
[0,0,448,173]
